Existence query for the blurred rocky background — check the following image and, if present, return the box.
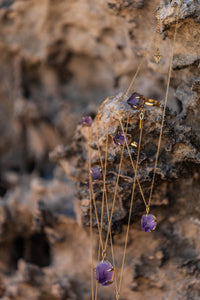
[0,0,200,299]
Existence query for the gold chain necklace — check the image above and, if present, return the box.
[81,1,184,299]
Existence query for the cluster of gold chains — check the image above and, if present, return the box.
[88,1,184,299]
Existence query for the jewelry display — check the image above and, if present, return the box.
[0,0,198,299]
[81,1,183,299]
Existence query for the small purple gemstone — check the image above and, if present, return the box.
[127,92,144,110]
[81,116,93,126]
[94,260,113,286]
[141,214,157,232]
[90,166,102,180]
[113,132,132,146]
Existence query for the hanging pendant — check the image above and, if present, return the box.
[153,50,162,64]
[86,166,102,187]
[90,166,102,180]
[94,260,114,286]
[113,132,140,149]
[141,214,157,232]
[127,92,144,109]
[113,132,132,147]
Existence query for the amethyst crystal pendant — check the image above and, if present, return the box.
[81,116,93,126]
[86,166,102,187]
[141,214,157,232]
[94,260,114,286]
[113,132,132,146]
[90,166,102,180]
[127,92,144,110]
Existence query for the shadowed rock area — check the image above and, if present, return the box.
[0,0,199,299]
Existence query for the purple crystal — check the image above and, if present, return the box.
[90,166,102,180]
[94,260,113,286]
[127,92,144,109]
[81,116,93,126]
[141,214,157,232]
[113,132,132,146]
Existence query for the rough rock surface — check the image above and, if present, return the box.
[52,91,200,233]
[0,0,199,300]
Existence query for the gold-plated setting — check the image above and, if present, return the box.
[152,216,157,232]
[105,280,113,285]
[102,250,106,261]
[131,141,143,150]
[107,267,114,272]
[144,98,160,107]
[105,265,115,285]
[139,110,144,129]
[148,215,157,232]
[130,141,139,148]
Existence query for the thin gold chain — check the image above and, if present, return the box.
[118,110,144,295]
[95,107,132,299]
[95,103,140,299]
[89,2,184,298]
[102,34,157,252]
[90,28,151,300]
[113,3,184,298]
[156,7,161,52]
[103,110,131,253]
[95,119,112,256]
[117,0,183,214]
[147,0,183,212]
[118,59,145,111]
[94,93,142,298]
[89,128,94,300]
[93,96,128,300]
[118,116,147,206]
[89,166,104,253]
[95,117,119,298]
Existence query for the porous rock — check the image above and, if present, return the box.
[0,0,199,299]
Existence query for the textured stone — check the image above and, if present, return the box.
[0,0,199,299]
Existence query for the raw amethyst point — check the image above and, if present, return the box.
[90,166,102,180]
[81,116,93,126]
[141,214,157,232]
[113,132,132,146]
[127,92,144,110]
[94,260,113,286]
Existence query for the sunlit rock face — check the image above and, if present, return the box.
[0,0,199,299]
